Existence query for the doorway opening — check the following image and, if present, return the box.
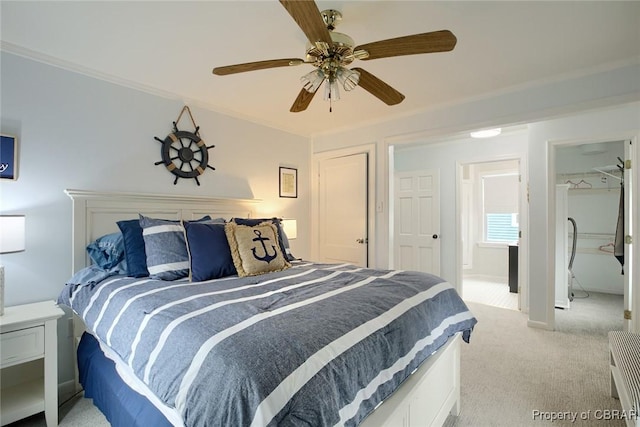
[460,159,522,311]
[552,140,628,334]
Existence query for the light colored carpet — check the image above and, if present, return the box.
[446,293,624,427]
[8,294,625,427]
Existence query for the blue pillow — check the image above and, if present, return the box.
[117,219,149,278]
[139,215,216,281]
[232,218,296,261]
[184,221,237,281]
[86,232,126,270]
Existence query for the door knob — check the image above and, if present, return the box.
[432,234,439,239]
[356,238,366,244]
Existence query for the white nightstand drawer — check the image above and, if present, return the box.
[1,326,45,368]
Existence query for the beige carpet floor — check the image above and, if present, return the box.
[447,293,624,427]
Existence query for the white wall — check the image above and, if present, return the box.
[0,52,311,387]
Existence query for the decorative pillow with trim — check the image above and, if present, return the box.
[184,221,237,281]
[232,217,296,262]
[225,221,290,277]
[139,215,217,280]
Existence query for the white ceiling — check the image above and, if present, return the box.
[2,1,639,138]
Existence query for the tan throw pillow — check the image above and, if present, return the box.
[225,221,291,277]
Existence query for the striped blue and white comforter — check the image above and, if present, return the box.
[58,262,477,427]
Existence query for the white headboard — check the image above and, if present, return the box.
[65,189,260,274]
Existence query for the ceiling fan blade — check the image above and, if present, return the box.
[352,68,405,106]
[279,0,333,47]
[290,88,318,112]
[355,30,457,60]
[212,58,304,76]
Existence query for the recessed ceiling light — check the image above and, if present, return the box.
[470,128,502,138]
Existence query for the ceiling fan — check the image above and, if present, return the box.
[212,0,457,112]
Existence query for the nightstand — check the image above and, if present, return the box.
[0,301,64,427]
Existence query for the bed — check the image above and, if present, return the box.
[58,189,477,427]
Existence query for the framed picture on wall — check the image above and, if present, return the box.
[0,135,18,180]
[279,167,297,198]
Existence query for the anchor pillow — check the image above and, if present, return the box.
[232,217,296,262]
[225,221,290,277]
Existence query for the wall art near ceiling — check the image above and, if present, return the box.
[0,135,18,180]
[153,106,215,185]
[279,167,298,198]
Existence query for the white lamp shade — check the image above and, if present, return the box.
[281,219,297,240]
[0,215,26,253]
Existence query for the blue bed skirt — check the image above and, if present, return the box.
[77,332,173,427]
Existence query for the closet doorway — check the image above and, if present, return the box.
[553,140,627,333]
[460,158,522,311]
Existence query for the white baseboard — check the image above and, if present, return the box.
[527,319,553,330]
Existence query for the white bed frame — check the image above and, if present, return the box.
[65,189,462,427]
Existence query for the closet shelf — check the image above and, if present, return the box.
[567,187,620,194]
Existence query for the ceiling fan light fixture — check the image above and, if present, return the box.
[337,67,360,91]
[301,69,325,93]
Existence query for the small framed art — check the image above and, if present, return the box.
[0,135,18,180]
[279,167,297,198]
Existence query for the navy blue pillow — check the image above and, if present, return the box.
[232,218,296,261]
[184,221,237,281]
[117,219,149,278]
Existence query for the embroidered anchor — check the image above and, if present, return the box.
[251,229,277,263]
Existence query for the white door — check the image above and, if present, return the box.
[318,153,368,267]
[394,170,441,275]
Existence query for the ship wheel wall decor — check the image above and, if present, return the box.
[154,106,215,185]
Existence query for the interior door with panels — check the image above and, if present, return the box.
[394,169,441,275]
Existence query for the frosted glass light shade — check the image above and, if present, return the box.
[324,80,340,101]
[301,69,325,93]
[337,67,360,91]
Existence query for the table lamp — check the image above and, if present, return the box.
[0,215,26,315]
[281,218,297,240]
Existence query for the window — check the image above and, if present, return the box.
[482,173,519,243]
[486,213,519,242]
